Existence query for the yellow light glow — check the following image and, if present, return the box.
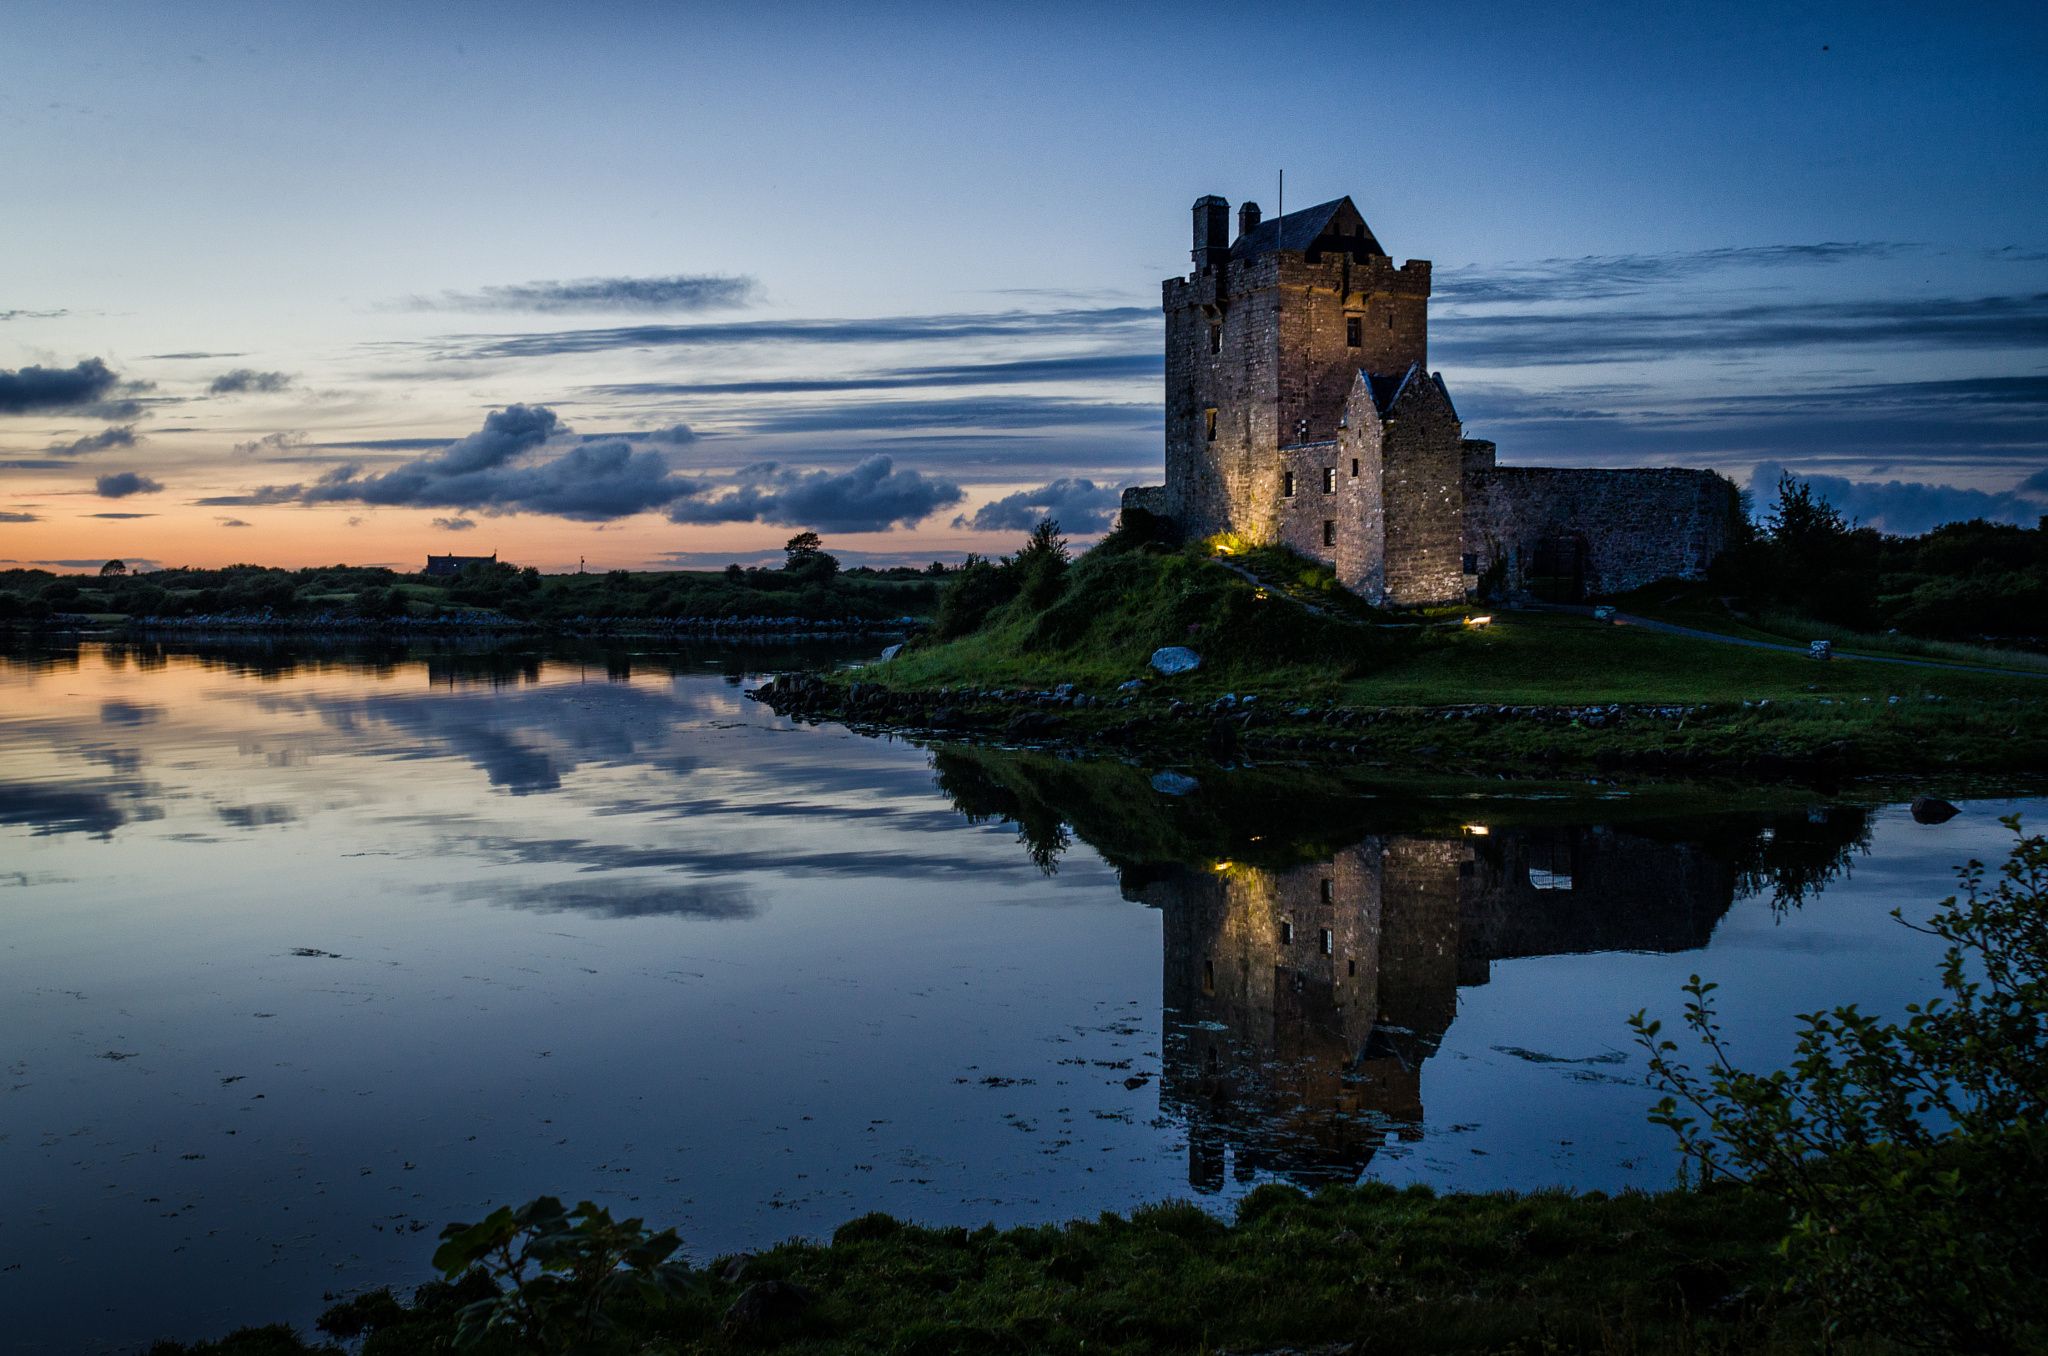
[1463,615,1493,628]
[1211,860,1234,873]
[1462,823,1490,836]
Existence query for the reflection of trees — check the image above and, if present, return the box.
[930,744,1880,1190]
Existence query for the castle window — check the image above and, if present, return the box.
[1280,919,1294,945]
[1322,520,1337,547]
[1385,311,1394,329]
[1202,959,1215,995]
[1209,324,1222,355]
[1204,407,1217,442]
[1321,467,1337,494]
[1320,928,1334,956]
[1351,458,1360,477]
[1462,552,1478,574]
[1320,878,1334,904]
[1345,316,1361,348]
[1282,470,1296,498]
[1348,958,1358,977]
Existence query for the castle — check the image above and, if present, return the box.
[1121,194,1737,605]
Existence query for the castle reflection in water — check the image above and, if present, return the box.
[1134,827,1750,1189]
[932,746,1870,1192]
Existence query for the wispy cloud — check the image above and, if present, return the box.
[46,425,139,456]
[233,430,307,456]
[0,511,39,523]
[86,511,156,519]
[0,308,68,322]
[432,516,477,531]
[1437,241,1911,305]
[402,274,761,314]
[207,368,294,395]
[1436,291,2048,367]
[587,353,1161,399]
[216,517,252,527]
[420,306,1153,361]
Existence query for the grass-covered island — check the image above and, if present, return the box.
[753,506,2048,781]
[153,822,2048,1355]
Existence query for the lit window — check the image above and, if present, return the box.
[1282,471,1296,498]
[1322,520,1336,547]
[1320,928,1334,955]
[1205,407,1217,442]
[1321,467,1337,494]
[1345,316,1361,348]
[1280,919,1294,945]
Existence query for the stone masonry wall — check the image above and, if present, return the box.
[1380,377,1467,605]
[1463,466,1738,597]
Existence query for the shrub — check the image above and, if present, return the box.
[1632,817,2048,1353]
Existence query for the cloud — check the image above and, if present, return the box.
[423,306,1153,360]
[737,395,1158,437]
[577,422,698,445]
[308,436,452,451]
[194,484,303,506]
[25,557,161,570]
[299,404,706,520]
[216,517,252,527]
[94,472,164,498]
[146,351,245,360]
[47,425,139,456]
[474,879,759,921]
[0,357,120,414]
[233,430,307,456]
[0,511,39,523]
[1,308,68,321]
[666,454,963,532]
[86,511,156,519]
[1748,461,2048,535]
[953,477,1126,534]
[1435,291,2048,368]
[405,273,761,314]
[207,369,294,395]
[1437,241,1909,305]
[588,353,1162,398]
[433,516,477,531]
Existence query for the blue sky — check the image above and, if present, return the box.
[3,0,2044,569]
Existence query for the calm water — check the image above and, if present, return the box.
[0,638,2031,1351]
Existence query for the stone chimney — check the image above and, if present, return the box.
[1192,195,1230,271]
[1238,201,1261,239]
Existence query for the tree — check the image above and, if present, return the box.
[1011,518,1070,608]
[100,559,127,577]
[782,530,838,583]
[1762,474,1848,553]
[1631,818,2047,1353]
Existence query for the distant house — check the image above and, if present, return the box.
[423,552,498,578]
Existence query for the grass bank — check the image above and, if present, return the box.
[156,1182,1858,1355]
[773,541,2047,779]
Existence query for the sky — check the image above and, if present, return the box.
[3,0,2045,572]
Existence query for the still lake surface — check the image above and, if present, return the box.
[0,638,2033,1351]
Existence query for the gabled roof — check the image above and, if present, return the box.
[1229,195,1385,261]
[1360,364,1459,420]
[1365,364,1419,415]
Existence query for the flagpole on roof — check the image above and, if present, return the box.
[1278,168,1283,224]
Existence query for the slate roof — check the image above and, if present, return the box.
[1361,364,1459,420]
[1229,196,1384,261]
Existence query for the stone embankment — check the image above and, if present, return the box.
[747,672,1766,771]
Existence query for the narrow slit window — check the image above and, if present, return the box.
[1322,520,1337,547]
[1320,878,1334,905]
[1351,458,1360,477]
[1385,311,1394,329]
[1347,958,1358,977]
[1321,467,1337,494]
[1280,919,1294,945]
[1202,959,1215,995]
[1209,324,1222,355]
[1282,470,1296,498]
[1345,316,1361,348]
[1320,928,1334,956]
[1204,407,1218,442]
[1463,552,1479,574]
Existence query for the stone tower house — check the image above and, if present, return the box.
[1126,192,1737,606]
